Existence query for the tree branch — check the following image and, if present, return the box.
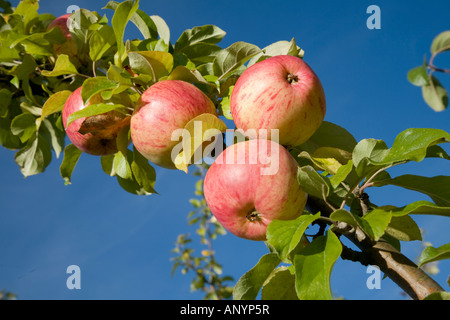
[307,196,445,300]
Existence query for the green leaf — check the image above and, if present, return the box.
[419,243,450,267]
[431,30,450,55]
[89,24,116,62]
[266,212,320,263]
[127,51,173,81]
[113,150,132,179]
[81,76,120,104]
[294,230,342,300]
[213,41,262,80]
[40,117,65,158]
[10,113,36,143]
[233,253,281,300]
[385,215,422,242]
[329,160,354,189]
[131,147,157,194]
[261,267,298,300]
[111,0,139,66]
[150,15,170,44]
[407,65,429,87]
[353,128,450,178]
[422,75,448,112]
[41,54,78,77]
[297,165,330,199]
[299,121,357,154]
[59,143,82,185]
[40,90,72,120]
[247,37,304,67]
[14,133,52,177]
[175,24,226,52]
[374,175,450,207]
[375,200,450,218]
[0,88,12,117]
[362,209,392,241]
[65,103,127,128]
[330,208,392,241]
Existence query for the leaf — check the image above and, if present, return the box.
[330,208,392,241]
[65,103,127,128]
[247,37,304,67]
[81,76,120,104]
[385,215,422,242]
[431,30,450,55]
[294,230,342,300]
[131,147,157,194]
[41,54,78,77]
[40,117,65,158]
[261,267,298,300]
[407,65,430,87]
[40,90,72,120]
[127,51,174,81]
[59,143,82,185]
[167,65,210,85]
[422,75,448,112]
[0,88,12,117]
[266,212,320,263]
[297,165,330,199]
[299,121,357,154]
[374,174,450,207]
[329,160,354,189]
[213,41,262,80]
[111,0,139,66]
[173,113,227,173]
[150,15,170,44]
[375,200,450,218]
[353,128,450,177]
[10,113,36,143]
[233,253,281,300]
[362,209,392,241]
[419,243,450,267]
[175,24,226,53]
[89,24,116,62]
[14,133,52,177]
[113,150,132,179]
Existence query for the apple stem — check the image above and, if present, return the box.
[286,73,299,84]
[246,210,261,222]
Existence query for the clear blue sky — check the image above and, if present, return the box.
[1,0,450,300]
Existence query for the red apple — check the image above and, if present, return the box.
[62,87,130,156]
[130,80,217,169]
[47,14,78,58]
[230,55,326,147]
[203,139,307,241]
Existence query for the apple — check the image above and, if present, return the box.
[47,14,78,58]
[130,79,217,169]
[230,55,326,147]
[62,86,130,156]
[203,139,307,241]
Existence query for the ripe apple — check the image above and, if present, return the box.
[47,14,78,58]
[203,139,307,241]
[230,55,326,147]
[62,86,130,156]
[130,80,217,169]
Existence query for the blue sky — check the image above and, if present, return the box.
[1,0,450,300]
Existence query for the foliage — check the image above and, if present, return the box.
[0,0,449,300]
[408,30,450,111]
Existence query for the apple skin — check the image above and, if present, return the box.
[230,55,326,147]
[130,80,217,169]
[203,139,307,241]
[62,87,130,156]
[47,14,78,58]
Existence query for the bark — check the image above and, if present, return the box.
[307,196,445,300]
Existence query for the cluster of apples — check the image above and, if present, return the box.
[204,55,326,241]
[53,14,326,241]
